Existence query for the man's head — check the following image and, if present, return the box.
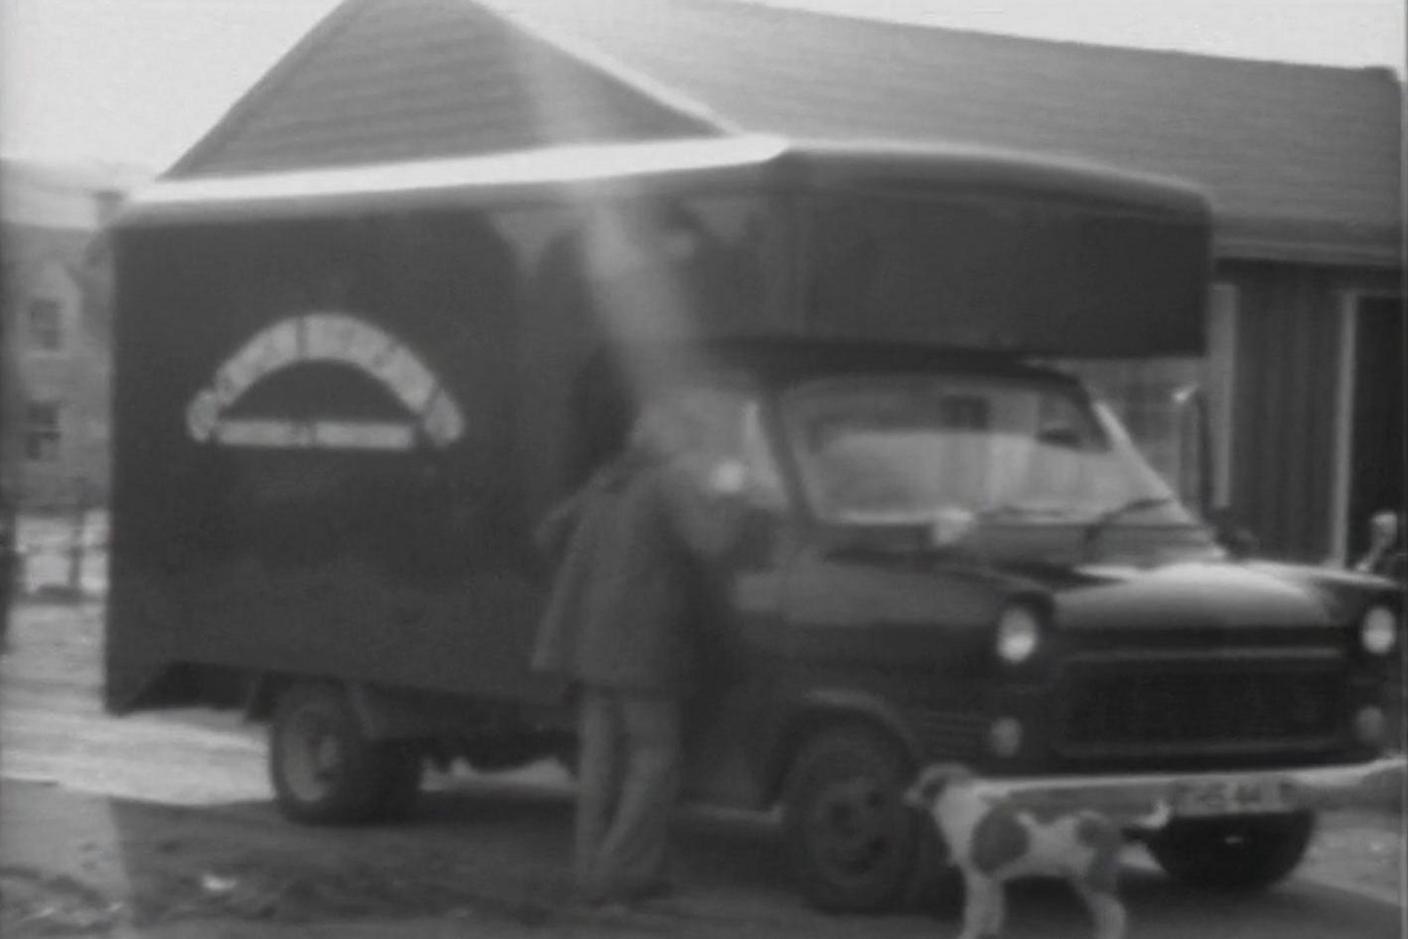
[632,388,742,475]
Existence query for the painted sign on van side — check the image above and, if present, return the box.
[186,312,464,451]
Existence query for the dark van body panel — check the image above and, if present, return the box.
[108,141,1215,718]
[108,212,550,712]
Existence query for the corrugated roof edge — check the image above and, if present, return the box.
[1216,226,1405,269]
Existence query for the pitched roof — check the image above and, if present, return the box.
[168,0,723,179]
[510,0,1402,266]
[170,0,1401,266]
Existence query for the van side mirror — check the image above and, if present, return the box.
[1171,384,1213,516]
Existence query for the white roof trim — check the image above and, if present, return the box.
[122,135,788,225]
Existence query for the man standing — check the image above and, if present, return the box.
[532,393,742,910]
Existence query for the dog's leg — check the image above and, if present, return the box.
[957,869,998,939]
[1075,883,1126,939]
[984,880,1006,937]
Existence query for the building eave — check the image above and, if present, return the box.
[1215,216,1403,269]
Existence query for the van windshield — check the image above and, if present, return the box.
[781,374,1195,529]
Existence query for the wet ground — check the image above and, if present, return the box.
[1,600,1403,937]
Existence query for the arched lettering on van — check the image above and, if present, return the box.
[186,312,464,451]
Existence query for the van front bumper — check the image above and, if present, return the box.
[974,756,1404,823]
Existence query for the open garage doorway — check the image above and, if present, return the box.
[1341,294,1405,563]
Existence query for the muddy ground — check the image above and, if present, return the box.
[1,600,1402,937]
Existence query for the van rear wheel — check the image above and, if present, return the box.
[269,683,422,824]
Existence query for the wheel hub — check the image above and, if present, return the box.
[814,778,894,872]
[282,711,345,801]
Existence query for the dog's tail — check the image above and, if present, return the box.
[1129,800,1172,831]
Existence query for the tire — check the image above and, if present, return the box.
[1147,812,1316,891]
[269,684,423,825]
[781,724,920,913]
[375,740,425,821]
[904,818,965,915]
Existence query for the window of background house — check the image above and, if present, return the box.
[28,297,64,351]
[25,403,62,462]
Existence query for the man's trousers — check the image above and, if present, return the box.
[574,686,682,903]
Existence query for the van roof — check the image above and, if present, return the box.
[118,135,1208,228]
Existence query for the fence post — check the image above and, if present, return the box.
[67,478,90,596]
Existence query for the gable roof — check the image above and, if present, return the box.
[169,0,1401,267]
[168,0,724,179]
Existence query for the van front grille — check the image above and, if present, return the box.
[1060,660,1345,755]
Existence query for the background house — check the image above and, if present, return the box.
[2,160,143,508]
[119,0,1408,561]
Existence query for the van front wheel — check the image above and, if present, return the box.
[269,683,422,824]
[1147,812,1315,891]
[781,725,919,912]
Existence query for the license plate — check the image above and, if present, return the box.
[1168,776,1299,817]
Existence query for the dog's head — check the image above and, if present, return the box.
[902,762,976,812]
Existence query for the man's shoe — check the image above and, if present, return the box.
[628,880,676,902]
[629,883,693,917]
[572,897,643,924]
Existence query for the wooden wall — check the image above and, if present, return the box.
[1218,260,1401,562]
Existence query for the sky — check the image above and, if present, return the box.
[2,0,1403,175]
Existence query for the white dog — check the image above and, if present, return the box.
[904,763,1167,939]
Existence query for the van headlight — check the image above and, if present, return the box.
[996,606,1042,665]
[1360,606,1398,656]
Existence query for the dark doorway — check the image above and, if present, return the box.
[1347,296,1405,560]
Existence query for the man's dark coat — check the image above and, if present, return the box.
[532,451,715,695]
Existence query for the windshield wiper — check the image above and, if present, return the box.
[1081,496,1178,549]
